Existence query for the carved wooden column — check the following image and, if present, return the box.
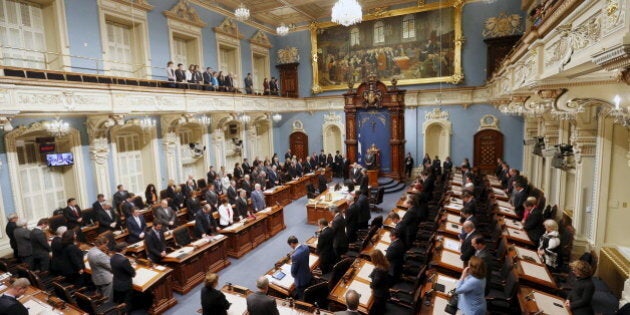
[389,92,406,180]
[344,94,358,163]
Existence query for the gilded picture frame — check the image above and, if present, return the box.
[310,1,463,94]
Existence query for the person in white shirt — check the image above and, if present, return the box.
[218,199,234,228]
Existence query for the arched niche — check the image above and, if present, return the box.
[290,120,309,161]
[422,108,452,160]
[251,114,273,160]
[161,114,210,183]
[322,112,345,155]
[109,120,160,195]
[212,114,244,170]
[4,121,88,223]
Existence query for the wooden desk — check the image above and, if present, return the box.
[287,176,310,200]
[491,187,509,201]
[517,286,571,315]
[443,213,462,224]
[258,205,286,237]
[125,230,175,257]
[497,204,520,219]
[509,244,543,265]
[305,190,349,225]
[443,202,463,214]
[81,224,99,244]
[361,229,391,256]
[420,271,459,299]
[419,293,462,314]
[436,236,462,253]
[220,284,335,315]
[384,208,407,228]
[396,198,410,210]
[504,227,535,247]
[161,235,230,294]
[0,283,87,315]
[265,253,319,298]
[514,259,557,290]
[264,185,292,207]
[438,221,462,238]
[220,214,269,258]
[84,255,177,314]
[432,247,464,276]
[329,259,374,314]
[498,215,524,230]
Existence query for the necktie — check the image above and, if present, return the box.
[227,207,232,220]
[72,206,78,217]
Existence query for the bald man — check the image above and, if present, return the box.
[334,289,361,314]
[459,221,479,265]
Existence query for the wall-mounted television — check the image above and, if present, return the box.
[46,153,74,167]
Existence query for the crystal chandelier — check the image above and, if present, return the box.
[234,3,250,21]
[139,116,156,130]
[276,23,290,36]
[498,103,524,116]
[551,100,584,121]
[44,117,70,137]
[606,95,629,126]
[271,113,282,123]
[331,0,362,27]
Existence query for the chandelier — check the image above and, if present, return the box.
[276,23,290,36]
[498,103,524,116]
[234,3,250,21]
[551,100,584,121]
[44,117,70,137]
[331,0,363,27]
[606,95,629,126]
[139,116,156,130]
[271,112,282,123]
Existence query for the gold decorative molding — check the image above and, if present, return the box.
[163,0,206,28]
[108,0,153,11]
[482,12,522,38]
[213,18,244,39]
[249,30,272,49]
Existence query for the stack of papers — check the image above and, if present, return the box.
[133,268,159,286]
[166,246,195,258]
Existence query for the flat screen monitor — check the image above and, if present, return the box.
[46,152,74,167]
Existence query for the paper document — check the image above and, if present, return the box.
[166,246,194,258]
[532,291,570,315]
[349,280,372,306]
[224,291,248,315]
[520,261,552,282]
[133,268,159,287]
[441,250,464,269]
[356,263,375,281]
[444,238,461,252]
[374,241,389,253]
[437,274,458,292]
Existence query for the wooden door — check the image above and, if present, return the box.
[289,132,308,161]
[276,62,299,98]
[473,130,504,175]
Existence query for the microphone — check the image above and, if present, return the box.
[525,290,535,301]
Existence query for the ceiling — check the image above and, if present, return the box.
[210,0,419,27]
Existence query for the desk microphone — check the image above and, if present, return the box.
[525,290,535,301]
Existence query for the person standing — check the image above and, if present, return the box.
[5,213,18,258]
[30,219,51,272]
[455,256,487,315]
[334,290,361,315]
[368,250,391,315]
[111,243,135,313]
[251,184,266,213]
[201,272,230,315]
[145,221,167,263]
[404,152,414,178]
[88,236,113,302]
[331,206,349,260]
[0,278,30,315]
[316,219,335,274]
[13,220,32,267]
[287,236,312,300]
[244,73,253,94]
[61,230,85,285]
[246,277,279,315]
[565,260,595,315]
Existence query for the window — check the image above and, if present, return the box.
[16,140,65,220]
[373,21,384,44]
[350,27,359,46]
[105,21,133,77]
[219,44,238,76]
[116,133,143,195]
[172,37,188,67]
[402,14,416,40]
[0,0,46,68]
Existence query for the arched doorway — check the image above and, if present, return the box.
[474,129,504,174]
[290,132,308,161]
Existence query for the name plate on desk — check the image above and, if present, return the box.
[444,238,461,252]
[166,246,195,258]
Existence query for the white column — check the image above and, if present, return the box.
[163,131,179,182]
[542,120,559,204]
[212,128,226,168]
[89,137,112,197]
[570,125,597,252]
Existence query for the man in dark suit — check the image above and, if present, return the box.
[14,220,32,266]
[317,169,328,193]
[287,236,312,300]
[154,199,177,228]
[241,175,253,197]
[112,184,129,212]
[96,202,120,234]
[145,221,167,263]
[459,221,479,265]
[267,166,280,188]
[226,181,238,206]
[316,218,335,274]
[334,289,361,315]
[351,164,362,185]
[0,277,30,315]
[334,151,343,178]
[472,236,492,294]
[246,277,279,315]
[344,194,360,243]
[202,67,214,90]
[523,198,545,244]
[119,194,136,219]
[386,229,406,283]
[111,243,136,313]
[235,189,249,218]
[63,197,83,229]
[175,63,186,83]
[242,158,251,174]
[331,206,349,259]
[207,166,218,184]
[318,150,327,168]
[126,208,146,244]
[204,183,219,211]
[308,155,318,171]
[284,149,292,162]
[92,194,106,214]
[5,213,18,258]
[512,177,528,219]
[421,171,435,197]
[251,184,267,213]
[356,190,370,229]
[398,197,420,249]
[296,158,304,177]
[30,218,51,271]
[461,190,477,216]
[195,205,217,238]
